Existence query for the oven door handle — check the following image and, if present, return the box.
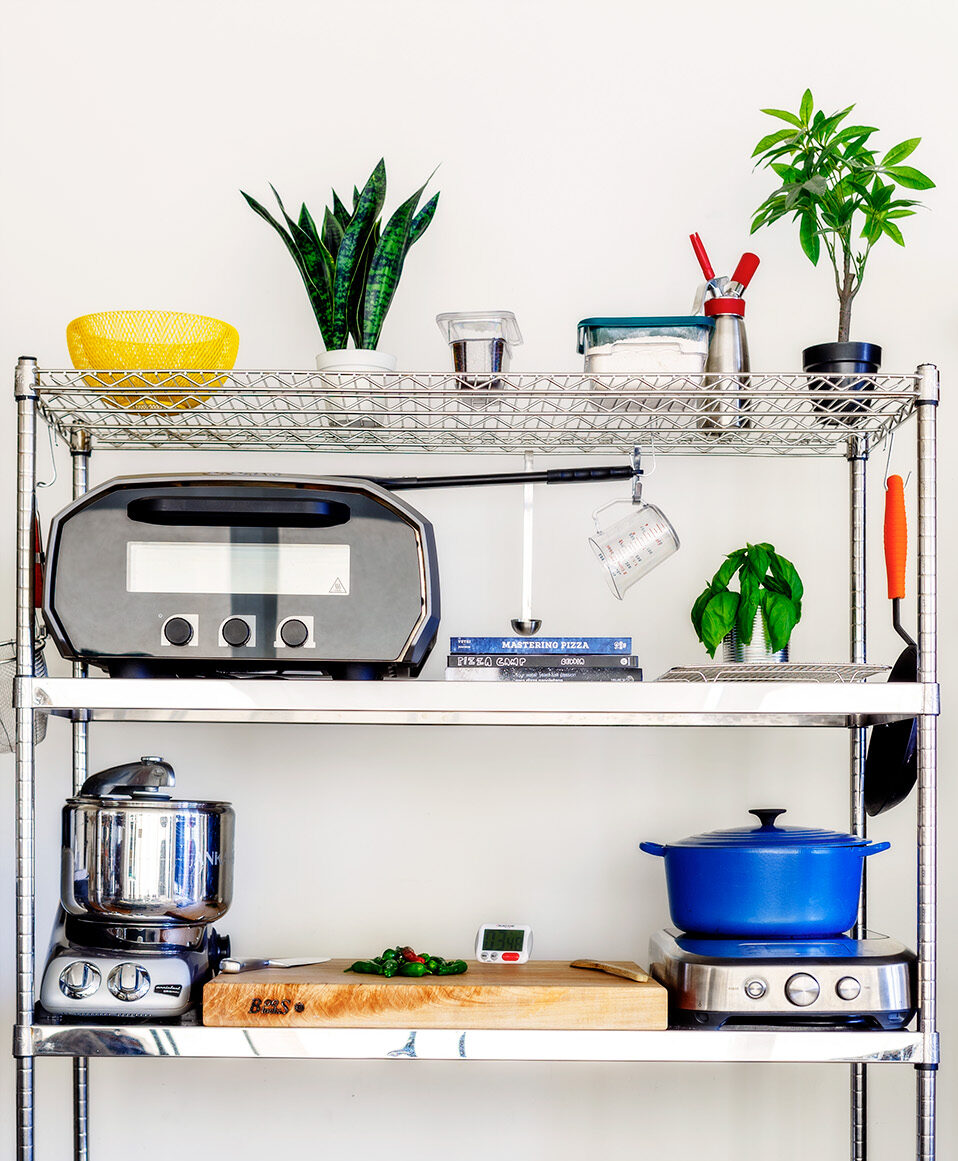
[127,495,352,528]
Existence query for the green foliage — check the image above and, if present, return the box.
[690,543,804,658]
[750,90,933,342]
[242,160,439,351]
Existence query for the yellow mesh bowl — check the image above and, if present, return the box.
[66,311,239,410]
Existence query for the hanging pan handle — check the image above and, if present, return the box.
[884,474,907,601]
[884,474,915,648]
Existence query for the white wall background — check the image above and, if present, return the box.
[0,0,953,1157]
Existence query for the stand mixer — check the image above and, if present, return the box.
[38,756,233,1021]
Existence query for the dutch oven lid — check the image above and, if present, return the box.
[670,808,872,849]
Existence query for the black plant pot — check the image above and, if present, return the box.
[803,341,882,425]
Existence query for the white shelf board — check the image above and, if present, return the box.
[27,1023,924,1064]
[22,677,937,727]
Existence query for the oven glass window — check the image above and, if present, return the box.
[127,542,351,595]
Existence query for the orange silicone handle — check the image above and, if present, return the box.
[884,474,907,600]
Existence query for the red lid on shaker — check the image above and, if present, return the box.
[704,298,746,317]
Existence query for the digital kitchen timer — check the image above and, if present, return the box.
[475,924,533,963]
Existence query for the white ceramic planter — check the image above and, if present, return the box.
[316,348,397,427]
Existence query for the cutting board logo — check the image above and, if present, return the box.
[248,996,303,1016]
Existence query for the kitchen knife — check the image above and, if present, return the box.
[219,956,331,973]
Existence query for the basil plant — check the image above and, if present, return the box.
[691,543,804,658]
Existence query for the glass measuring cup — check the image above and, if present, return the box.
[589,499,680,599]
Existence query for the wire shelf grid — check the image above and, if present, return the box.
[34,370,918,455]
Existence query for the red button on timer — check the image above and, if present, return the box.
[502,952,520,961]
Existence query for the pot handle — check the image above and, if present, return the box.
[639,841,667,857]
[862,840,891,857]
[80,755,174,799]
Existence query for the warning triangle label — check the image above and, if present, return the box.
[329,577,347,594]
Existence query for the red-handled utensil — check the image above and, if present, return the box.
[689,233,716,282]
[727,253,760,297]
[864,474,918,816]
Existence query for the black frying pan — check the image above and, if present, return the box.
[864,474,918,816]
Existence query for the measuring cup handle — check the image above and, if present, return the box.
[592,498,631,534]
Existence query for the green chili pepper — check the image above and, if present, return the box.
[425,957,443,973]
[381,959,400,978]
[381,948,398,961]
[398,961,428,977]
[436,960,468,975]
[345,960,382,975]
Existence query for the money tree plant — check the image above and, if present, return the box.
[750,89,933,343]
[243,159,439,351]
[691,543,804,658]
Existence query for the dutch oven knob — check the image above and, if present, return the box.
[749,808,787,830]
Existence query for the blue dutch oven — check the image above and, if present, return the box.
[640,808,890,938]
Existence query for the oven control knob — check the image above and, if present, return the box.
[836,976,862,1001]
[280,618,309,648]
[108,962,151,1002]
[784,972,820,1007]
[222,617,251,647]
[163,617,194,646]
[743,977,767,1000]
[59,960,101,999]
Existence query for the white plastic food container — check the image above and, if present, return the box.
[577,316,714,374]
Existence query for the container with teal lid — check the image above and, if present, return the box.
[577,316,714,374]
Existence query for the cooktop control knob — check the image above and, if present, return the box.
[280,618,309,648]
[163,617,194,646]
[743,977,767,1000]
[836,976,862,1001]
[784,972,820,1007]
[108,962,151,1002]
[222,617,251,647]
[59,960,101,999]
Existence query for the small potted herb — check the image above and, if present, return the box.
[750,89,933,396]
[242,159,439,372]
[691,543,803,661]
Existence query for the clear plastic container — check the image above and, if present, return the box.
[577,316,714,374]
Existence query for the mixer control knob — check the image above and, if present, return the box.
[784,972,820,1007]
[222,617,251,647]
[280,618,309,648]
[59,960,101,999]
[836,976,862,1001]
[163,617,194,646]
[108,962,151,1002]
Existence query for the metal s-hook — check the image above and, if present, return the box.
[883,432,912,491]
[36,423,58,490]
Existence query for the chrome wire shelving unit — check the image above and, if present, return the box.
[11,359,939,1161]
[35,368,917,455]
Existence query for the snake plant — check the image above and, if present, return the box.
[242,159,439,351]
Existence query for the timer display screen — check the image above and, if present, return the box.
[482,927,526,953]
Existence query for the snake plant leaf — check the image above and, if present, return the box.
[321,207,344,259]
[347,222,379,349]
[242,190,333,345]
[299,203,323,252]
[353,186,361,211]
[362,173,436,349]
[331,190,352,232]
[408,191,440,248]
[269,186,336,344]
[332,159,387,350]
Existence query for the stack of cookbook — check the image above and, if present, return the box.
[444,636,641,681]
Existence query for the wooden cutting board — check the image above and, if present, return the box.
[202,959,667,1030]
